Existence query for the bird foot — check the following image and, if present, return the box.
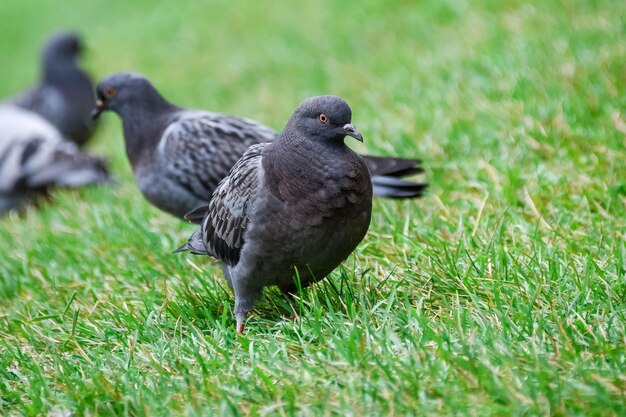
[236,323,244,333]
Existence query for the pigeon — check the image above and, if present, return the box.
[92,72,426,219]
[177,96,373,332]
[0,105,109,214]
[10,31,97,146]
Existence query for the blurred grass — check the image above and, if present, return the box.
[1,0,625,415]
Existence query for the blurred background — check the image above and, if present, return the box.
[2,0,624,205]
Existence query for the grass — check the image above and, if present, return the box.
[1,0,625,415]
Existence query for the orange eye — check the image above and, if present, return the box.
[105,87,117,97]
[318,114,328,123]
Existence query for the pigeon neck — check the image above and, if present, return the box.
[281,130,347,151]
[45,68,93,108]
[119,95,177,120]
[272,131,349,169]
[120,100,179,164]
[42,61,81,85]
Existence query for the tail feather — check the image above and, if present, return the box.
[184,204,209,224]
[173,243,189,253]
[361,155,428,199]
[371,175,428,198]
[175,229,208,255]
[361,155,424,177]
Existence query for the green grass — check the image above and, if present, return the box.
[1,0,625,415]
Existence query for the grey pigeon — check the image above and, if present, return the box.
[0,105,109,214]
[92,72,426,219]
[10,31,97,146]
[177,96,373,332]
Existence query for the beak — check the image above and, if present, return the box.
[91,99,105,120]
[343,123,363,142]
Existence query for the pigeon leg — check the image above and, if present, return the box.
[233,286,262,333]
[234,301,250,333]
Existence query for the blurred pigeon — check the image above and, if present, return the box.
[177,96,373,332]
[10,31,97,146]
[93,72,426,219]
[0,105,109,214]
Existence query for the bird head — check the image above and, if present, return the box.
[92,72,161,119]
[287,95,363,144]
[40,31,83,81]
[42,31,82,62]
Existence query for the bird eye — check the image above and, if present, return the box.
[318,114,329,123]
[105,87,117,97]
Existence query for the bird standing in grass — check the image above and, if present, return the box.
[10,31,98,146]
[92,72,426,219]
[177,96,372,332]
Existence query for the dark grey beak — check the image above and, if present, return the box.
[91,99,105,120]
[343,123,363,142]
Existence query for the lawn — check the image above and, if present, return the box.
[1,0,625,415]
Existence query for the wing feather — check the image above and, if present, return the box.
[183,143,268,265]
[159,111,275,202]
